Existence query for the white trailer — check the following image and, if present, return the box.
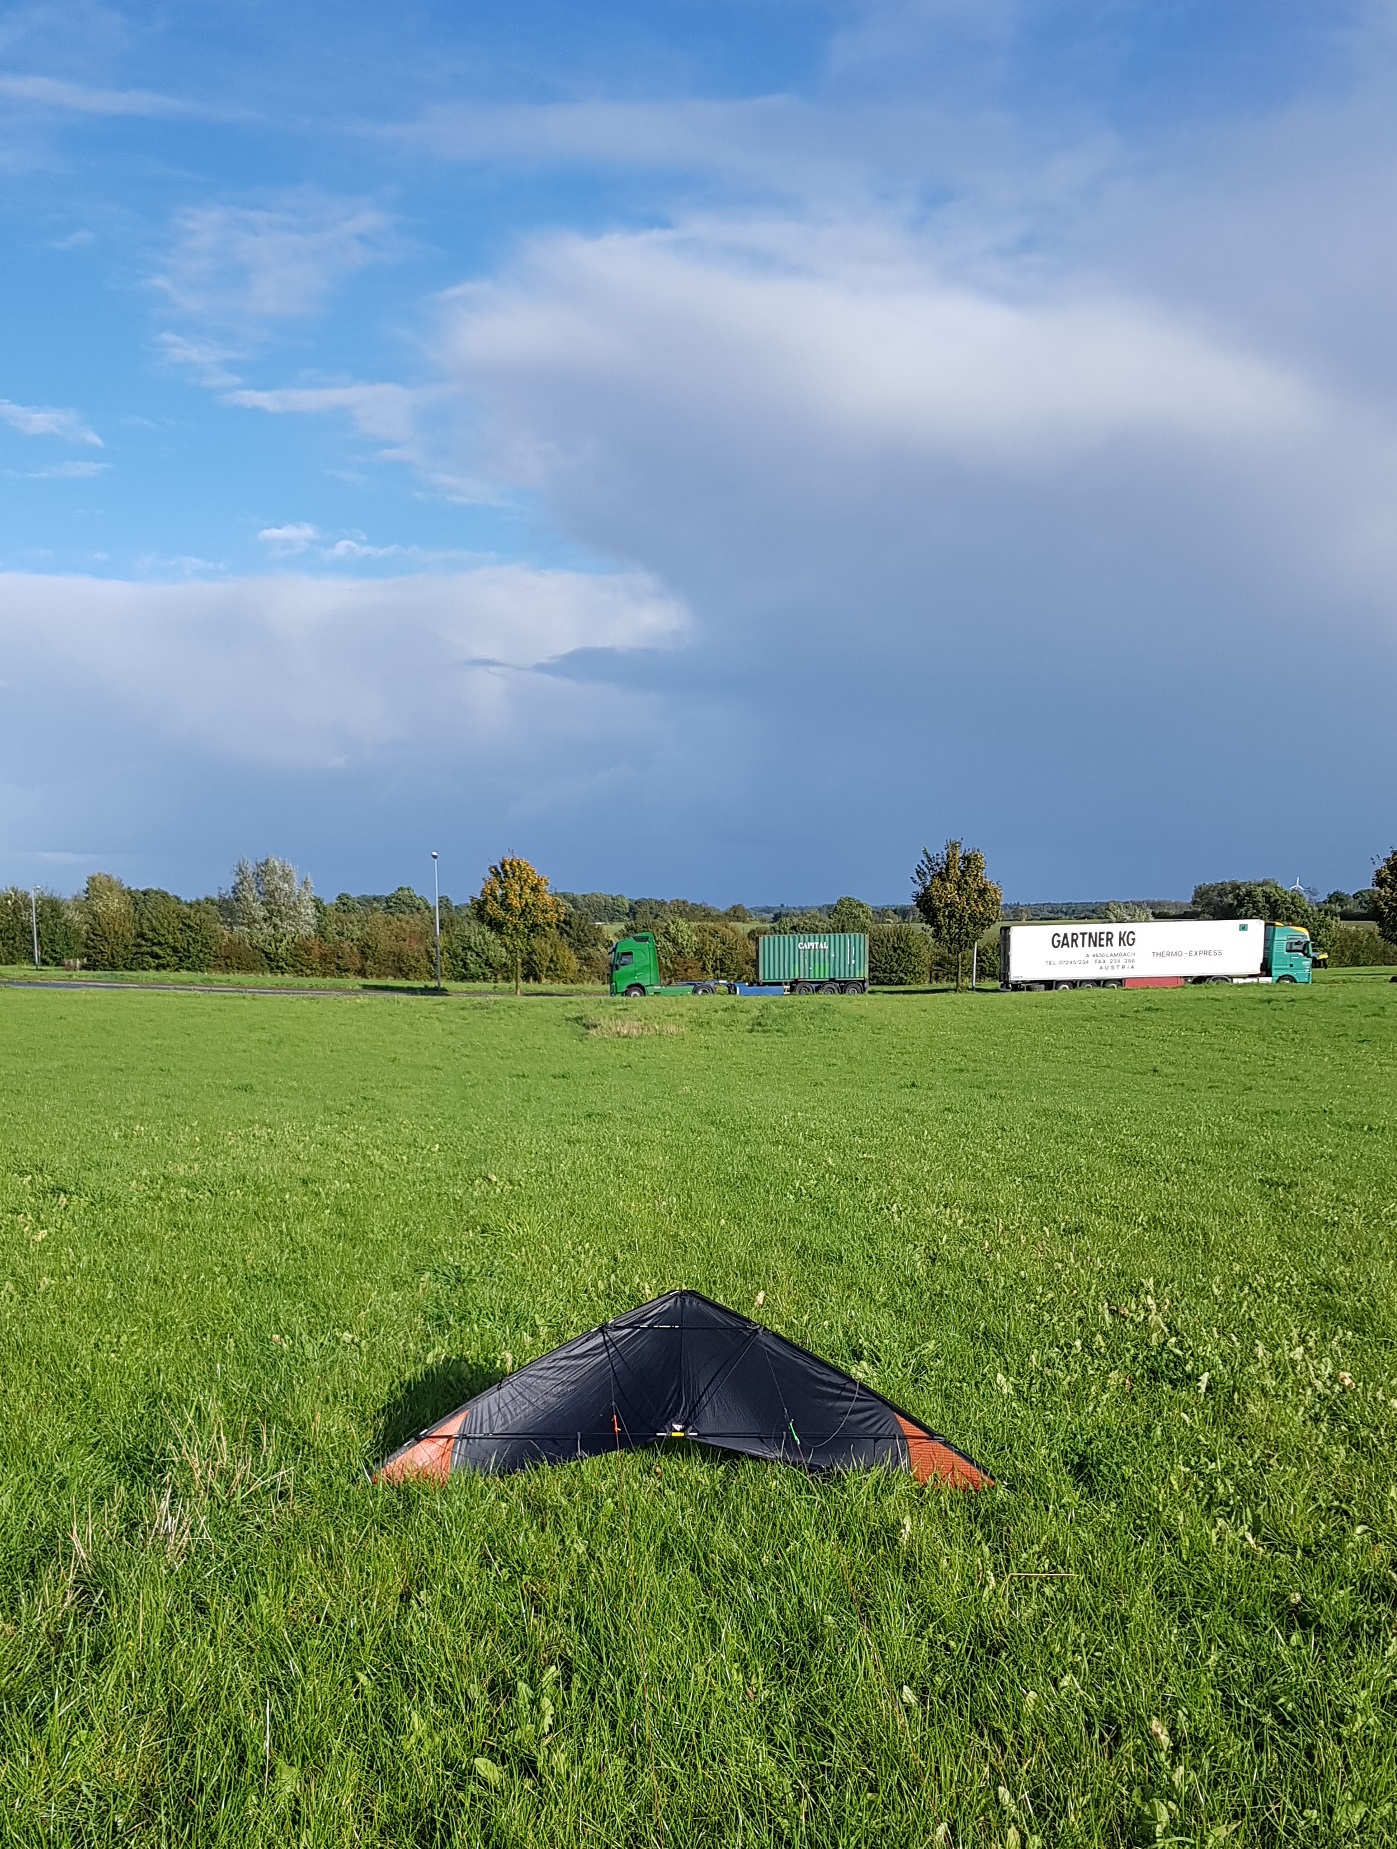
[998,918,1316,990]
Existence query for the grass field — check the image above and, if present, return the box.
[1,979,1394,1846]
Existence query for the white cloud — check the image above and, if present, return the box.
[154,194,398,329]
[11,459,109,479]
[0,567,688,771]
[0,70,213,118]
[257,522,321,556]
[156,332,244,389]
[228,382,425,447]
[441,221,1319,473]
[256,523,425,562]
[0,397,101,445]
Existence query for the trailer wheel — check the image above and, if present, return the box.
[624,985,646,998]
[818,982,839,994]
[794,981,814,994]
[1205,976,1231,984]
[841,981,866,995]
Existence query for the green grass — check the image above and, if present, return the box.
[1,982,1394,1847]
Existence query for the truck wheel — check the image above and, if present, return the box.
[1276,974,1298,984]
[795,981,814,994]
[1205,976,1231,984]
[624,985,646,998]
[693,982,717,995]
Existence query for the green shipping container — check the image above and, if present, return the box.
[757,932,869,983]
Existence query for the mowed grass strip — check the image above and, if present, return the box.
[0,981,1394,1847]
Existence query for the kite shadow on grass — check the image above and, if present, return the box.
[371,1357,501,1465]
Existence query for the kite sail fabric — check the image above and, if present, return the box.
[376,1289,989,1490]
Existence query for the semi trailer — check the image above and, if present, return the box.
[999,918,1319,991]
[610,930,869,997]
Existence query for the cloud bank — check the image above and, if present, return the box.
[4,3,1397,898]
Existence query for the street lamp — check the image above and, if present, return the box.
[431,851,442,992]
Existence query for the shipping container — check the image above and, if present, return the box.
[757,932,868,986]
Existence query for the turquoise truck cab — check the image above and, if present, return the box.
[610,932,662,996]
[1265,923,1320,983]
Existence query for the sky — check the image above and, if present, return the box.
[2,0,1395,905]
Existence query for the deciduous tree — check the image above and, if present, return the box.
[1191,879,1336,957]
[474,857,565,995]
[1373,849,1397,946]
[229,857,316,968]
[912,841,1002,990]
[830,896,875,933]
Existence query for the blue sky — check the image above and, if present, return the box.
[2,0,1394,904]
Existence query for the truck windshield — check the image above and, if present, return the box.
[1286,940,1309,956]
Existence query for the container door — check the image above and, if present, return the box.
[799,938,831,980]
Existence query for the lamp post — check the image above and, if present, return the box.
[431,852,442,992]
[30,887,40,969]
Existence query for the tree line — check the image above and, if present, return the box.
[4,845,1395,982]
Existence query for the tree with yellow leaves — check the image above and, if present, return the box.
[474,857,565,995]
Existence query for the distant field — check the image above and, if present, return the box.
[1,981,1394,1846]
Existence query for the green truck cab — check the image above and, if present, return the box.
[1265,923,1321,983]
[609,933,699,998]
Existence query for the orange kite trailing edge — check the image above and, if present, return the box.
[377,1289,990,1490]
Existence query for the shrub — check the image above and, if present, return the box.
[869,923,931,986]
[1326,923,1397,967]
[697,922,756,983]
[179,902,223,973]
[0,888,73,964]
[359,912,432,981]
[82,874,137,969]
[37,893,83,966]
[974,932,1000,980]
[130,889,187,970]
[445,922,509,983]
[0,888,30,964]
[212,932,268,973]
[558,908,610,982]
[527,933,580,984]
[655,917,701,982]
